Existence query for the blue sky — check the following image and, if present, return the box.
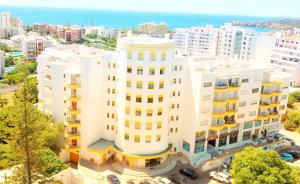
[0,0,299,17]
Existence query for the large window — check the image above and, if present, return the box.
[138,51,144,61]
[242,131,251,141]
[183,140,190,152]
[149,52,156,61]
[194,143,205,154]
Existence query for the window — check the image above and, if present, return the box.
[136,95,142,103]
[149,68,155,75]
[148,81,154,89]
[112,101,115,106]
[111,125,114,131]
[127,51,132,59]
[135,108,141,116]
[279,105,285,110]
[138,51,144,61]
[136,81,143,89]
[127,66,132,73]
[161,52,166,61]
[147,109,153,116]
[125,133,129,140]
[126,94,131,101]
[137,67,143,75]
[239,101,246,107]
[252,88,259,93]
[158,95,163,102]
[242,78,249,83]
[158,108,162,116]
[159,81,164,89]
[125,120,130,128]
[203,82,212,87]
[126,80,131,87]
[112,89,115,94]
[281,95,287,100]
[160,67,165,75]
[134,135,140,142]
[170,128,173,133]
[149,52,156,61]
[183,141,190,152]
[202,95,211,101]
[249,111,256,116]
[145,135,151,143]
[135,122,141,129]
[156,134,161,142]
[125,107,130,114]
[147,96,153,103]
[112,76,116,81]
[157,121,162,129]
[201,107,210,113]
[106,125,109,130]
[146,122,152,130]
[238,114,244,119]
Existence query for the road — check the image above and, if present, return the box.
[0,85,18,93]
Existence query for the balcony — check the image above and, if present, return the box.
[66,96,81,102]
[257,113,269,121]
[213,99,227,105]
[224,120,236,128]
[228,83,240,91]
[226,110,238,116]
[260,93,272,98]
[259,102,270,109]
[66,145,80,153]
[67,108,81,115]
[209,124,226,131]
[65,132,81,139]
[262,81,283,87]
[270,102,280,107]
[227,98,239,103]
[212,111,226,118]
[66,83,81,89]
[65,120,80,127]
[271,91,282,96]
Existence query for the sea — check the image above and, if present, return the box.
[0,6,282,32]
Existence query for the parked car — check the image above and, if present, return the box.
[209,171,233,184]
[168,174,187,184]
[107,174,121,184]
[273,133,285,140]
[127,179,139,184]
[281,152,294,162]
[286,150,300,159]
[179,167,198,179]
[154,176,173,184]
[258,137,267,144]
[286,138,296,145]
[139,179,156,184]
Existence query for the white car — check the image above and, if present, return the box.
[209,171,233,184]
[154,176,173,184]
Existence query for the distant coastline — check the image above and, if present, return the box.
[0,5,284,31]
[232,19,300,30]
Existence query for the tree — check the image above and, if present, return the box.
[230,147,300,184]
[284,111,300,131]
[2,79,65,183]
[0,95,8,107]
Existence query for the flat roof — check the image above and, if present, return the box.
[88,138,115,151]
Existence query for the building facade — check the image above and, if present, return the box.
[0,50,4,76]
[84,26,118,38]
[138,22,168,37]
[270,32,300,86]
[173,25,219,56]
[37,35,291,169]
[0,12,24,38]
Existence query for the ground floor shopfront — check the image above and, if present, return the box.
[83,139,172,168]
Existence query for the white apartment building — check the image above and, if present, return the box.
[0,12,24,38]
[84,26,118,38]
[270,32,300,86]
[11,35,55,60]
[37,35,291,169]
[217,23,256,60]
[173,25,219,56]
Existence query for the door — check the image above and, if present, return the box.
[70,152,79,163]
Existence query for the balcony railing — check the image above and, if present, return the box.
[65,132,80,139]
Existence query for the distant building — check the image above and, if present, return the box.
[10,34,54,60]
[270,32,300,86]
[173,25,219,56]
[138,22,168,36]
[33,23,83,42]
[217,23,256,60]
[0,50,4,76]
[254,32,274,63]
[0,12,24,38]
[84,26,118,38]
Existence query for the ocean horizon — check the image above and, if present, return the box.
[0,6,282,31]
